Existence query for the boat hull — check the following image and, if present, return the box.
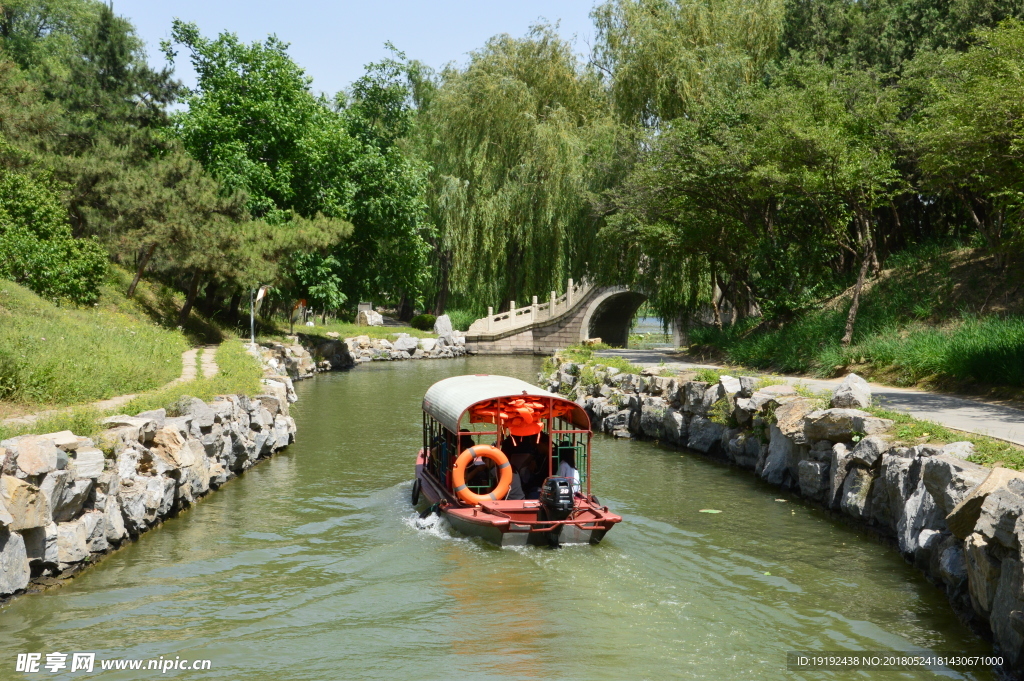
[415,450,619,546]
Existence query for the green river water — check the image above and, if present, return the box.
[1,356,997,680]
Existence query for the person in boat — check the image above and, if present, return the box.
[556,443,581,494]
[460,429,497,489]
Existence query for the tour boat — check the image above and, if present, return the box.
[412,374,621,546]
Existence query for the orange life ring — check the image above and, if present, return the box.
[452,445,512,505]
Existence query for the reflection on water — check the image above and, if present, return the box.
[0,356,994,680]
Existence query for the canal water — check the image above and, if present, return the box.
[1,357,995,680]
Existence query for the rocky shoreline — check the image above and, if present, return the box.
[0,346,299,603]
[545,358,1024,676]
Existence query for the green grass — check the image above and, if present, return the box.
[0,341,266,441]
[865,406,1024,470]
[689,244,1024,392]
[551,344,643,375]
[693,368,722,384]
[118,340,263,415]
[0,277,188,407]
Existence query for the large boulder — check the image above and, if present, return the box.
[946,466,1024,539]
[51,478,92,523]
[828,443,855,509]
[798,460,830,502]
[849,436,888,468]
[687,416,725,454]
[69,447,105,480]
[640,397,668,438]
[3,435,61,476]
[803,409,893,442]
[0,475,49,530]
[991,557,1024,668]
[718,375,742,397]
[356,309,384,326]
[840,467,875,520]
[101,415,158,444]
[973,481,1024,550]
[775,398,817,443]
[662,407,687,445]
[683,382,711,414]
[897,480,946,556]
[0,529,30,594]
[831,373,871,409]
[922,452,990,519]
[56,519,89,567]
[393,336,419,353]
[965,533,1002,618]
[22,522,57,568]
[433,314,454,342]
[760,425,793,486]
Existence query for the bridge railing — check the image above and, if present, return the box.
[466,279,592,336]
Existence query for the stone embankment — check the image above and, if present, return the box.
[257,315,469,377]
[546,360,1024,675]
[0,347,299,602]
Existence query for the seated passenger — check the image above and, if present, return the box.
[556,446,581,494]
[501,434,540,500]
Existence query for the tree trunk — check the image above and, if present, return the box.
[841,228,874,347]
[228,290,242,322]
[710,270,723,331]
[178,270,203,326]
[200,279,219,317]
[127,243,157,298]
[434,253,450,316]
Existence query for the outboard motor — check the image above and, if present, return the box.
[539,477,574,521]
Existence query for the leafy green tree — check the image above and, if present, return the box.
[914,20,1024,260]
[591,0,785,125]
[414,25,614,313]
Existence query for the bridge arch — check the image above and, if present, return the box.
[579,286,647,347]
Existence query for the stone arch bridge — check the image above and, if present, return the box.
[464,281,648,355]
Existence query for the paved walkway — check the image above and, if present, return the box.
[2,345,215,428]
[597,349,1024,447]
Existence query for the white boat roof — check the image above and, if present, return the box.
[422,374,588,433]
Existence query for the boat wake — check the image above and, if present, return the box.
[404,509,468,542]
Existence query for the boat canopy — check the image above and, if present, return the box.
[422,374,589,433]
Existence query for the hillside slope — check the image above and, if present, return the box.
[690,244,1024,394]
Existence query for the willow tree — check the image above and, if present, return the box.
[591,0,785,126]
[416,25,615,313]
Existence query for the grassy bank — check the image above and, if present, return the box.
[0,277,188,410]
[0,341,264,441]
[689,245,1024,394]
[258,320,435,342]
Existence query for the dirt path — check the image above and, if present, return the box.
[596,349,1024,447]
[2,345,213,428]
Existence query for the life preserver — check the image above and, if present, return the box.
[451,445,512,505]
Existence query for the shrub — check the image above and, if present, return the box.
[0,169,107,304]
[445,308,478,332]
[410,313,436,331]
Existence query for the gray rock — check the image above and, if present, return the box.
[831,373,871,409]
[965,533,1001,618]
[52,478,92,523]
[738,376,759,398]
[1,475,49,530]
[101,415,158,443]
[941,441,975,460]
[718,375,742,397]
[841,467,875,520]
[80,510,108,553]
[356,309,383,326]
[735,435,763,470]
[23,522,57,567]
[104,497,126,544]
[37,470,67,523]
[775,398,816,444]
[939,543,967,589]
[898,481,946,556]
[761,425,793,486]
[798,460,830,502]
[135,408,167,431]
[922,453,990,519]
[687,416,725,454]
[974,485,1024,550]
[849,435,888,468]
[991,557,1024,668]
[828,444,854,509]
[393,336,419,353]
[0,529,29,594]
[947,467,1024,539]
[659,407,686,446]
[433,314,454,342]
[640,397,668,438]
[803,408,893,442]
[56,519,89,567]
[70,447,105,480]
[181,398,216,430]
[683,382,710,414]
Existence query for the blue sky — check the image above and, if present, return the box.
[114,0,599,97]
